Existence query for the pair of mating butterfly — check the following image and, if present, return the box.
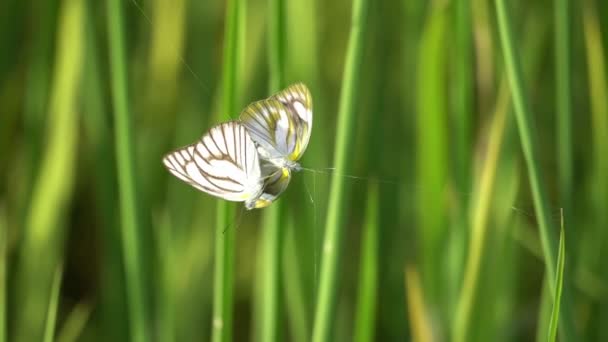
[163,83,312,209]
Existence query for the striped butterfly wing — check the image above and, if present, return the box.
[163,121,263,204]
[240,83,312,163]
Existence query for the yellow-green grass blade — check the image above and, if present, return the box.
[415,1,449,312]
[257,0,287,340]
[494,0,576,340]
[453,80,510,342]
[13,0,84,340]
[211,0,244,340]
[547,213,566,342]
[106,0,150,339]
[354,184,379,342]
[311,0,370,339]
[43,266,63,342]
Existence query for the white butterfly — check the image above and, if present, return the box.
[163,121,285,209]
[163,83,312,209]
[239,83,313,172]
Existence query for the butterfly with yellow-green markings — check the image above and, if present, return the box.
[163,83,312,209]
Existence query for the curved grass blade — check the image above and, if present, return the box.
[547,212,566,342]
[494,0,576,340]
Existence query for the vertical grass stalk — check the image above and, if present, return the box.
[354,184,379,342]
[43,266,63,342]
[258,0,286,340]
[0,206,5,342]
[83,0,126,339]
[13,0,84,340]
[106,0,149,340]
[212,0,244,340]
[547,213,566,342]
[554,0,572,213]
[311,0,369,339]
[453,81,510,342]
[494,0,576,340]
[415,2,449,307]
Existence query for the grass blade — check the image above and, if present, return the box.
[547,211,566,342]
[453,81,510,342]
[13,0,84,339]
[82,1,126,340]
[0,205,5,342]
[494,0,576,340]
[212,0,244,340]
[43,266,63,342]
[554,0,572,213]
[354,184,379,342]
[404,265,433,342]
[415,3,448,309]
[106,0,149,339]
[258,0,286,340]
[311,0,370,339]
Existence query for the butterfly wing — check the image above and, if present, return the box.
[239,83,312,163]
[163,122,262,203]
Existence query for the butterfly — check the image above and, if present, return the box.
[162,121,287,209]
[163,83,312,209]
[239,83,312,172]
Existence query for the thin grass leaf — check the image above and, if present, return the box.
[43,266,63,342]
[547,211,566,342]
[311,0,370,340]
[211,0,244,340]
[56,301,92,342]
[494,0,576,340]
[257,0,287,340]
[404,265,434,342]
[415,2,449,308]
[13,0,84,339]
[0,205,6,342]
[283,214,310,342]
[106,0,149,339]
[554,0,572,213]
[453,80,510,342]
[354,184,378,342]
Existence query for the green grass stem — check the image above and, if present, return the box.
[83,1,126,339]
[106,0,149,339]
[554,0,572,214]
[453,81,509,342]
[494,0,576,340]
[354,184,379,342]
[259,0,286,340]
[13,0,83,339]
[311,0,369,339]
[212,0,244,340]
[547,212,566,342]
[43,266,63,342]
[415,3,448,307]
[283,215,310,342]
[0,206,6,342]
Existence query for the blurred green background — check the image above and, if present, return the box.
[1,0,608,341]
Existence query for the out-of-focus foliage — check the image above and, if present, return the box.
[1,0,607,341]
